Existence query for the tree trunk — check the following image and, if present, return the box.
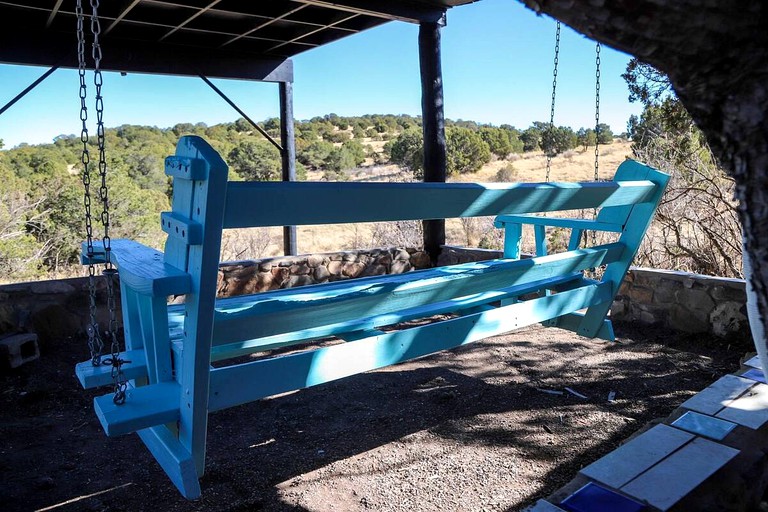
[519,0,768,349]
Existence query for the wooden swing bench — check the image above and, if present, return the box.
[75,136,669,498]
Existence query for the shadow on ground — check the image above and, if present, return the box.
[0,323,749,512]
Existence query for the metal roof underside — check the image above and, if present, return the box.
[0,0,476,82]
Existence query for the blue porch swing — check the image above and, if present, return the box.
[74,5,669,499]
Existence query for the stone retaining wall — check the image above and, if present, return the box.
[0,249,749,346]
[0,247,431,344]
[216,247,431,298]
[612,267,748,338]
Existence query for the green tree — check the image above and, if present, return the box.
[298,140,334,170]
[446,127,491,175]
[595,123,614,144]
[227,140,281,181]
[520,126,542,152]
[389,130,424,178]
[479,127,513,159]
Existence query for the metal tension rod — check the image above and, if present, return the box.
[0,65,60,118]
[198,74,283,152]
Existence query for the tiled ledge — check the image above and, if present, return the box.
[527,356,768,512]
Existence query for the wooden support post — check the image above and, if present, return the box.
[419,19,447,264]
[280,81,298,256]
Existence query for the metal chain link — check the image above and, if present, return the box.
[591,42,602,249]
[594,42,601,182]
[89,0,126,405]
[76,0,104,367]
[545,21,561,183]
[76,0,126,404]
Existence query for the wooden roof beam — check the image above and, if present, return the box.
[294,0,447,25]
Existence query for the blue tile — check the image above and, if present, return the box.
[742,368,767,384]
[560,482,645,512]
[671,411,737,440]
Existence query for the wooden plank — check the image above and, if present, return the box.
[222,180,658,228]
[552,312,615,341]
[620,437,738,511]
[579,424,693,488]
[75,350,148,389]
[161,212,203,245]
[137,425,201,499]
[502,222,522,259]
[495,214,623,232]
[680,374,755,415]
[207,281,612,411]
[93,382,180,437]
[137,295,174,383]
[165,156,208,180]
[81,239,191,297]
[578,161,670,337]
[716,382,768,429]
[204,275,582,361]
[171,136,229,477]
[534,224,547,256]
[200,244,624,347]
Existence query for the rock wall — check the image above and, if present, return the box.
[0,247,432,344]
[216,247,431,297]
[0,249,749,346]
[612,267,748,338]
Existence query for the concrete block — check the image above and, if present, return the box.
[680,374,755,415]
[580,424,693,488]
[621,437,739,511]
[0,333,40,368]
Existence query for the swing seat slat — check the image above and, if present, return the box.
[94,381,180,437]
[81,239,192,297]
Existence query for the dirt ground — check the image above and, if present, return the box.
[0,323,750,512]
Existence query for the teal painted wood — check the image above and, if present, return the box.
[553,312,615,341]
[222,180,658,228]
[577,161,670,337]
[503,222,522,259]
[568,229,583,250]
[94,381,180,436]
[208,281,612,411]
[76,133,667,500]
[192,244,624,348]
[165,155,209,181]
[137,294,174,383]
[534,224,547,256]
[137,425,201,499]
[169,136,229,477]
[494,215,623,233]
[160,211,203,245]
[76,349,148,388]
[80,239,191,297]
[200,274,586,361]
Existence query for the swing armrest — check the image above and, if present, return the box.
[494,214,623,233]
[81,239,192,297]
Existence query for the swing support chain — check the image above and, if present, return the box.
[76,0,127,405]
[545,21,560,183]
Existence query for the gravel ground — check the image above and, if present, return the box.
[0,323,749,512]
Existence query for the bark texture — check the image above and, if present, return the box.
[518,0,768,338]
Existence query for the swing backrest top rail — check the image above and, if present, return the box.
[76,136,669,499]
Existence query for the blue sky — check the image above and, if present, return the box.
[0,0,639,149]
